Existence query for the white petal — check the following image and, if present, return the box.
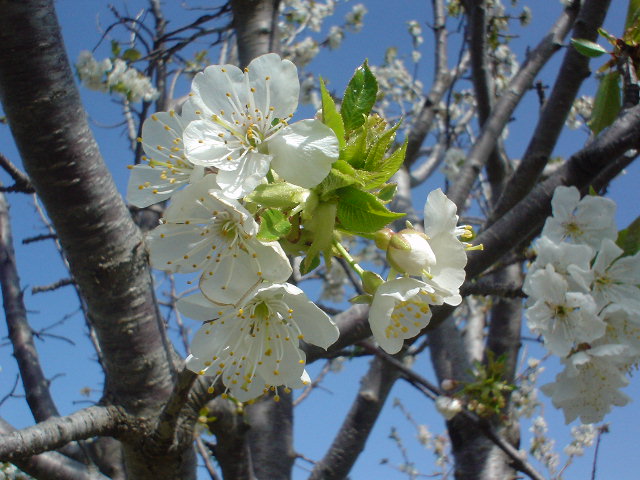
[216,151,271,198]
[126,164,188,207]
[191,64,247,117]
[281,283,339,349]
[183,119,236,168]
[424,188,459,237]
[248,240,292,283]
[247,53,299,118]
[269,119,338,188]
[177,292,217,321]
[199,251,263,305]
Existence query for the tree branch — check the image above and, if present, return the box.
[0,406,122,461]
[448,5,578,209]
[490,0,611,221]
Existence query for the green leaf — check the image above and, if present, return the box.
[341,61,378,133]
[377,183,398,202]
[320,78,345,149]
[246,183,308,209]
[122,48,142,62]
[257,209,292,242]
[357,139,407,190]
[625,0,640,32]
[570,38,608,58]
[364,122,400,171]
[589,71,621,135]
[617,216,640,256]
[318,160,360,195]
[341,127,367,167]
[111,40,121,57]
[336,186,405,233]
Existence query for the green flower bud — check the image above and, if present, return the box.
[374,227,395,250]
[386,228,436,276]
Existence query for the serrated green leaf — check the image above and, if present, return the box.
[318,160,361,195]
[358,139,407,190]
[571,38,608,58]
[336,186,405,233]
[257,209,292,242]
[341,61,378,133]
[246,183,307,209]
[589,71,621,135]
[341,128,367,167]
[364,122,400,171]
[320,78,345,149]
[617,216,640,256]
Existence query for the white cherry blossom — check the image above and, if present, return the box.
[178,283,339,401]
[541,186,617,248]
[127,110,204,208]
[590,238,640,314]
[542,344,631,424]
[369,277,434,354]
[182,53,338,198]
[146,176,292,304]
[524,265,605,357]
[421,188,468,306]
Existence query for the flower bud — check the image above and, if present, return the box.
[386,229,436,276]
[435,396,463,420]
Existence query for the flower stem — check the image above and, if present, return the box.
[333,240,364,278]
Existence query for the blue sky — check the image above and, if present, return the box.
[1,1,639,479]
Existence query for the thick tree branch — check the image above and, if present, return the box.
[0,406,122,461]
[491,0,611,221]
[468,103,640,280]
[0,418,109,480]
[308,353,401,480]
[448,6,578,209]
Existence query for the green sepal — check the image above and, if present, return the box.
[257,209,292,242]
[589,71,621,135]
[349,294,373,305]
[246,182,308,209]
[570,38,607,58]
[303,201,338,273]
[320,78,346,149]
[617,216,640,256]
[336,186,405,233]
[341,60,378,134]
[625,0,640,34]
[300,254,321,275]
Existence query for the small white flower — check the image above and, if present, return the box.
[179,283,339,401]
[435,396,463,420]
[541,344,631,424]
[76,50,111,91]
[421,188,468,305]
[146,176,292,304]
[590,238,640,314]
[127,110,204,208]
[183,53,338,198]
[369,277,434,354]
[525,265,605,357]
[541,186,617,248]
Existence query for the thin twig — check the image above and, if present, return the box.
[32,277,75,294]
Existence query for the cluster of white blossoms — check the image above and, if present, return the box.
[370,189,473,354]
[524,186,640,424]
[127,54,341,401]
[76,51,159,102]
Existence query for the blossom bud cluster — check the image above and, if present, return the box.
[76,51,159,102]
[524,186,640,424]
[126,54,341,401]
